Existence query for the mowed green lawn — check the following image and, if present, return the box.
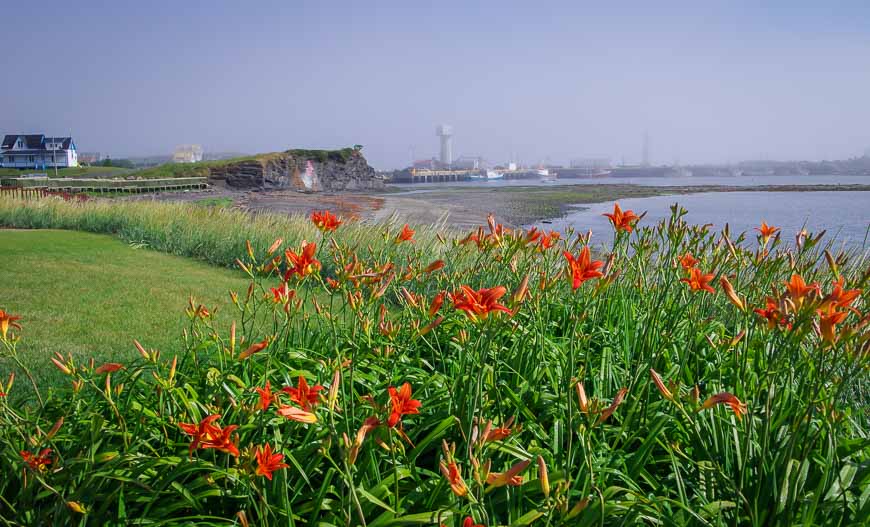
[0,230,249,388]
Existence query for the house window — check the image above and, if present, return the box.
[16,140,23,148]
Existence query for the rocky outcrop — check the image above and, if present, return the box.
[208,148,384,192]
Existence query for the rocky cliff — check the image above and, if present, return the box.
[208,148,384,192]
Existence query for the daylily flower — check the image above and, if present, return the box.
[178,414,239,457]
[482,416,520,442]
[439,444,469,498]
[785,273,820,309]
[701,392,747,420]
[270,282,296,306]
[818,305,849,344]
[486,458,530,487]
[442,518,485,527]
[449,285,513,321]
[284,242,321,280]
[387,382,421,428]
[255,381,276,411]
[254,443,289,480]
[597,388,628,424]
[310,210,342,232]
[0,309,22,339]
[395,224,415,243]
[538,230,560,251]
[282,376,323,411]
[603,202,640,232]
[820,277,862,312]
[679,253,699,270]
[754,297,790,329]
[755,222,780,242]
[681,267,716,294]
[429,292,445,317]
[564,247,604,289]
[347,416,381,465]
[20,448,52,472]
[423,259,445,273]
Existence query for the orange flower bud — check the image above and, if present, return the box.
[238,337,270,360]
[537,455,550,498]
[650,368,674,401]
[719,275,745,311]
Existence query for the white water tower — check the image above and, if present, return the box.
[436,124,453,166]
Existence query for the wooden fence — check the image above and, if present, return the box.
[0,186,89,202]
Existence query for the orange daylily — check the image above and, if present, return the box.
[482,416,520,442]
[270,282,296,306]
[310,210,342,232]
[753,297,790,329]
[423,259,445,273]
[820,276,862,312]
[0,310,22,339]
[178,414,239,457]
[449,285,513,321]
[238,338,270,360]
[442,518,485,527]
[254,443,289,480]
[564,246,604,290]
[284,242,321,280]
[486,458,530,487]
[679,253,699,270]
[255,380,276,411]
[439,454,469,497]
[818,305,849,344]
[785,273,820,308]
[276,404,318,423]
[348,416,381,465]
[681,267,716,294]
[395,224,415,243]
[603,202,640,232]
[387,382,422,428]
[20,448,52,472]
[429,292,445,317]
[754,222,779,242]
[700,392,746,420]
[282,376,324,411]
[539,230,560,251]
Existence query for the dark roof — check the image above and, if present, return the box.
[1,134,73,152]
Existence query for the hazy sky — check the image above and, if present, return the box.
[2,1,869,168]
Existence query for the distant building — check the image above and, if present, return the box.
[1,134,78,168]
[452,155,484,170]
[436,125,453,166]
[78,152,103,165]
[172,144,204,163]
[570,158,611,169]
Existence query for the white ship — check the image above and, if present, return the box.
[470,170,504,180]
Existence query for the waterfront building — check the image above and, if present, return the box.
[1,134,78,168]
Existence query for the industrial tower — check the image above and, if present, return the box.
[436,125,453,166]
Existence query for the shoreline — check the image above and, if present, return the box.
[130,182,870,229]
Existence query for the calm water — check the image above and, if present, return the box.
[532,191,870,250]
[391,174,870,191]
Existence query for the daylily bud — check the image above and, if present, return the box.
[229,322,236,357]
[66,501,87,514]
[418,316,444,336]
[168,355,178,384]
[719,275,745,311]
[267,238,283,255]
[575,382,588,413]
[650,368,674,401]
[51,357,72,375]
[537,455,550,498]
[245,240,254,260]
[238,337,270,360]
[512,274,530,305]
[47,417,64,439]
[133,339,149,360]
[328,369,341,411]
[566,498,590,520]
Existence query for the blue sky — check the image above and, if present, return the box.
[1,1,868,168]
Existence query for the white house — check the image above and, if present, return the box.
[1,134,78,168]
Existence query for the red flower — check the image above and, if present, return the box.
[820,276,861,312]
[564,247,604,290]
[754,222,779,241]
[254,443,289,480]
[701,392,747,420]
[0,309,22,340]
[603,202,640,232]
[538,230,560,251]
[20,448,52,472]
[178,414,239,457]
[395,224,415,243]
[681,267,716,294]
[255,380,276,411]
[387,382,422,428]
[310,210,342,232]
[754,297,791,330]
[679,253,698,270]
[282,376,323,411]
[818,305,849,344]
[449,285,513,322]
[270,282,296,305]
[284,242,321,280]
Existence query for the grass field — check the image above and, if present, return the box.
[0,166,133,179]
[0,229,248,387]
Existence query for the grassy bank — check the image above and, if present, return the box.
[0,166,133,179]
[0,230,248,387]
[1,197,868,525]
